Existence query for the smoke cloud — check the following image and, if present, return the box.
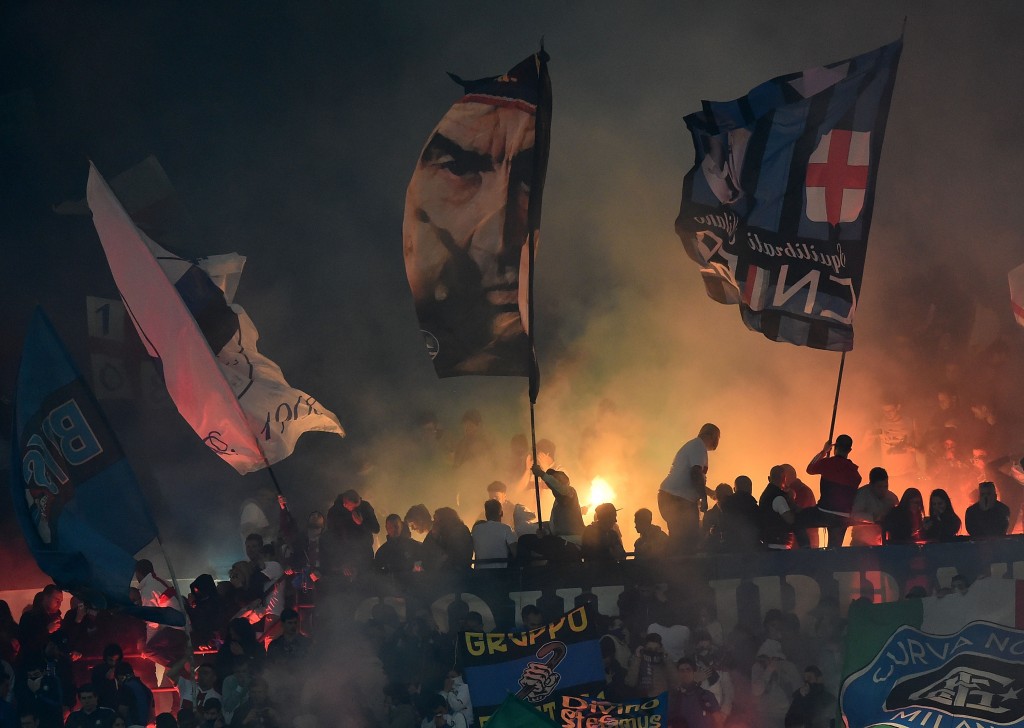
[2,2,1024,578]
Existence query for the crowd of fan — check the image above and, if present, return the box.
[3,384,1022,728]
[0,556,990,728]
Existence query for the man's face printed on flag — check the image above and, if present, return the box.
[404,100,535,353]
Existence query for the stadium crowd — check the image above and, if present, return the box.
[3,382,1023,728]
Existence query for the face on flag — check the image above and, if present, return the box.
[404,53,547,378]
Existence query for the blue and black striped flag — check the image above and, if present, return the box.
[676,37,902,350]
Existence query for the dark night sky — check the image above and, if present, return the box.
[2,1,1024,581]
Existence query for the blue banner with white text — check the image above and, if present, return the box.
[842,621,1024,728]
[10,308,180,624]
[460,605,605,724]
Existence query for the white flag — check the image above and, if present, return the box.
[87,163,344,474]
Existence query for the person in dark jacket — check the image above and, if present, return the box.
[187,575,224,649]
[758,466,797,550]
[720,476,761,552]
[884,487,925,543]
[323,489,380,578]
[965,481,1011,538]
[374,514,424,575]
[114,662,153,728]
[582,504,626,563]
[14,656,63,728]
[921,488,962,541]
[64,684,116,728]
[784,665,835,728]
[431,508,473,572]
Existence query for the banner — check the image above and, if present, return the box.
[460,605,604,723]
[675,38,902,350]
[841,578,1024,728]
[557,693,668,728]
[403,50,551,378]
[87,162,344,474]
[10,308,181,624]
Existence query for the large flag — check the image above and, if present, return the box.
[1008,263,1024,327]
[10,308,181,624]
[87,163,344,475]
[403,50,551,380]
[841,578,1024,728]
[459,605,604,723]
[676,38,902,350]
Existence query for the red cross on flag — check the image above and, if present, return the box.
[805,129,870,226]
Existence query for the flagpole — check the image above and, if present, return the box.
[827,351,847,443]
[153,531,195,681]
[262,457,286,498]
[526,45,551,530]
[528,219,544,528]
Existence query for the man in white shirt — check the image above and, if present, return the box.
[658,423,720,550]
[471,500,517,568]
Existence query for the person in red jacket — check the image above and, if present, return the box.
[794,435,862,548]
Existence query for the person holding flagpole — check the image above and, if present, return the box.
[797,436,862,548]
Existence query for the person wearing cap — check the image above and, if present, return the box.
[530,464,585,540]
[515,465,585,565]
[751,639,800,728]
[796,435,862,548]
[582,503,626,563]
[658,423,721,552]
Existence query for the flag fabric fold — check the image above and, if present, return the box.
[10,308,181,625]
[675,38,902,351]
[403,51,551,378]
[86,163,344,475]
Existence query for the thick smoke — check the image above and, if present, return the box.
[3,3,1024,578]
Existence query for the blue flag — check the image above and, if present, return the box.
[10,308,182,624]
[459,605,605,723]
[676,37,902,350]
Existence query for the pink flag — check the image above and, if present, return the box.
[87,163,267,473]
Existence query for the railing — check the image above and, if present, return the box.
[314,536,1024,634]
